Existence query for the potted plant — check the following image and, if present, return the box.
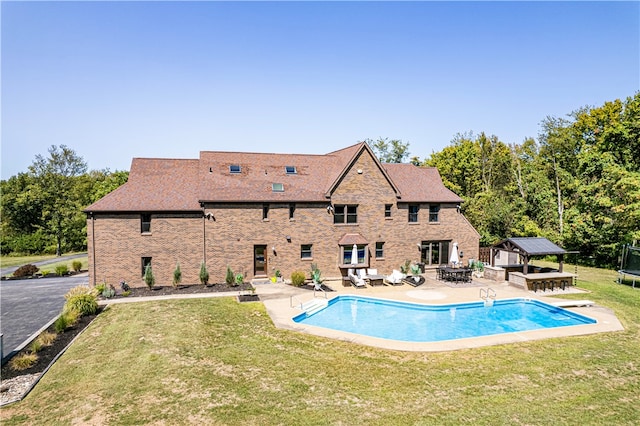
[275,269,283,283]
[410,263,421,283]
[311,264,322,284]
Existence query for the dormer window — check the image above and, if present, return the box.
[285,166,297,174]
[272,183,284,192]
[229,165,241,174]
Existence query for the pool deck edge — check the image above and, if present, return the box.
[257,277,624,352]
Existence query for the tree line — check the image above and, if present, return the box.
[370,93,639,268]
[2,93,638,268]
[1,145,128,255]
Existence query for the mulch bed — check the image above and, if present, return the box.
[105,282,255,299]
[1,309,102,382]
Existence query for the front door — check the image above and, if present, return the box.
[254,245,267,276]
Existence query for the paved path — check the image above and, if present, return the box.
[1,274,88,361]
[1,253,86,277]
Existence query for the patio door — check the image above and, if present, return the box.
[254,245,267,276]
[421,241,450,265]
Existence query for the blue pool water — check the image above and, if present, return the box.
[293,296,596,343]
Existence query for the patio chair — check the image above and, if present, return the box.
[384,269,405,286]
[349,271,366,288]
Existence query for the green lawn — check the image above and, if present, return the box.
[1,267,639,425]
[0,253,87,271]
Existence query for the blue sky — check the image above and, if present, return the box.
[2,1,638,179]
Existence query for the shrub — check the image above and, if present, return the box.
[13,264,39,278]
[121,290,131,297]
[37,331,57,347]
[144,264,155,289]
[9,353,38,371]
[235,273,244,286]
[102,284,115,298]
[64,286,98,316]
[40,269,51,276]
[225,266,234,285]
[291,271,306,287]
[95,282,107,294]
[173,263,182,287]
[29,339,44,354]
[72,260,82,272]
[65,285,95,300]
[54,311,78,333]
[55,264,69,276]
[54,313,70,333]
[199,262,210,285]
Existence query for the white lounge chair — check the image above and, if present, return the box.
[349,272,366,288]
[384,269,405,286]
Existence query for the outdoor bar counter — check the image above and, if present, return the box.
[509,271,576,292]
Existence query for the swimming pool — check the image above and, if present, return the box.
[292,296,596,343]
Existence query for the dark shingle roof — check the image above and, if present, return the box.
[85,158,201,212]
[86,142,464,212]
[383,164,463,203]
[494,237,566,256]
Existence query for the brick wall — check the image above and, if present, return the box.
[88,150,479,287]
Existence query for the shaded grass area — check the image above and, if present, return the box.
[2,280,639,424]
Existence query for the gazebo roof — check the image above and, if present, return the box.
[493,237,566,257]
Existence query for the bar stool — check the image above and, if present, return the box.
[559,279,569,291]
[546,280,555,291]
[532,281,542,292]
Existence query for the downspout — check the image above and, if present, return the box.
[90,212,96,287]
[201,203,206,265]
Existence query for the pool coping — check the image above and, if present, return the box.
[256,276,624,352]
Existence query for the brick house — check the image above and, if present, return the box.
[85,142,480,287]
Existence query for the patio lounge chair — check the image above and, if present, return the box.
[384,269,405,286]
[348,269,366,288]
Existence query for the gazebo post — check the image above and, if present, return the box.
[523,256,528,275]
[558,254,564,272]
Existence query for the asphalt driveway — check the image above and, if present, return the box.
[1,274,88,361]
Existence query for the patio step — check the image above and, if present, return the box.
[552,300,595,308]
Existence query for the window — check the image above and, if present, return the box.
[408,205,419,223]
[141,214,151,233]
[141,257,152,276]
[334,204,358,224]
[375,242,384,258]
[262,204,269,220]
[272,183,284,192]
[301,244,312,259]
[429,204,440,222]
[285,166,297,174]
[229,165,241,173]
[342,244,367,265]
[289,203,296,219]
[385,204,392,218]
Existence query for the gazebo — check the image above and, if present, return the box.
[491,237,567,275]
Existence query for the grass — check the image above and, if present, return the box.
[1,254,88,275]
[1,268,639,424]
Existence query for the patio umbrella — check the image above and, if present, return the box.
[450,242,459,267]
[351,244,358,265]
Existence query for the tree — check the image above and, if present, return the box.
[365,138,411,163]
[28,145,88,255]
